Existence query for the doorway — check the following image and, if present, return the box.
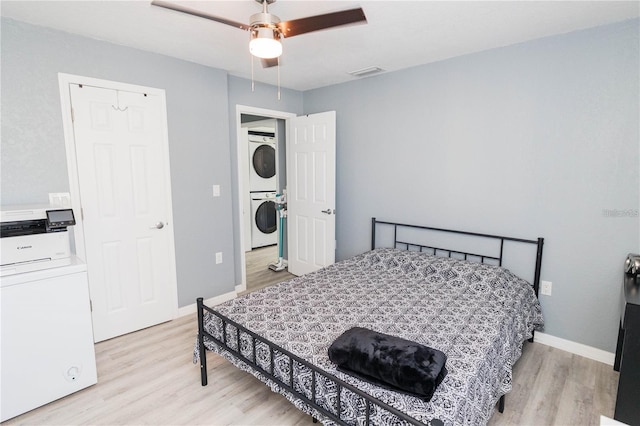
[235,106,295,293]
[234,106,338,292]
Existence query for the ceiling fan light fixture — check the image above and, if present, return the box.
[250,27,282,59]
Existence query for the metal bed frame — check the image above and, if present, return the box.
[371,218,544,296]
[196,218,544,426]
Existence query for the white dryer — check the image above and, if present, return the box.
[250,192,277,248]
[249,134,276,192]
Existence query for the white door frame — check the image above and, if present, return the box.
[234,105,296,292]
[57,73,179,317]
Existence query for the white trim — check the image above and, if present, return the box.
[57,73,180,321]
[234,105,296,290]
[58,75,86,261]
[600,415,628,425]
[176,291,237,317]
[534,331,615,366]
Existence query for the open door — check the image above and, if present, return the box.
[286,111,336,276]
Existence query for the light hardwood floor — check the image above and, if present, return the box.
[4,309,619,425]
[3,314,313,426]
[244,245,295,293]
[487,340,618,426]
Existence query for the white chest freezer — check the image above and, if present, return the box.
[0,257,97,422]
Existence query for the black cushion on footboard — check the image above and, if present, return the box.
[328,327,447,401]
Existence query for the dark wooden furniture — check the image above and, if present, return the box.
[614,274,640,426]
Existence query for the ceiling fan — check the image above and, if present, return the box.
[151,0,367,68]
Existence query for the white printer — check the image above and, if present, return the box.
[0,205,76,276]
[1,205,97,423]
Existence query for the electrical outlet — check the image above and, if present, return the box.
[541,280,552,296]
[215,252,223,264]
[212,185,221,197]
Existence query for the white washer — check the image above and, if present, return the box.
[250,192,278,248]
[249,135,277,192]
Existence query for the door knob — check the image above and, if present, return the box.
[150,222,165,229]
[321,209,333,215]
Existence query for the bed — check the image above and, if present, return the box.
[194,218,545,426]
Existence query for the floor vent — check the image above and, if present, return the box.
[348,66,385,78]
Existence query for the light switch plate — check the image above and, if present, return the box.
[212,185,221,197]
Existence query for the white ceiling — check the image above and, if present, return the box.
[2,1,638,91]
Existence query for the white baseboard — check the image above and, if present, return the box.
[176,290,237,317]
[534,331,615,366]
[235,283,247,293]
[600,415,628,425]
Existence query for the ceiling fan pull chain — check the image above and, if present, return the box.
[251,54,255,93]
[277,57,281,101]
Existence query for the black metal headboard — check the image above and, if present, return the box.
[371,217,544,296]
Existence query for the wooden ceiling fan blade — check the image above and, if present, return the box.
[151,0,251,31]
[277,8,366,38]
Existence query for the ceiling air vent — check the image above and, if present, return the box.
[348,66,385,78]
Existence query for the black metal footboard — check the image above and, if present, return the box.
[196,298,444,426]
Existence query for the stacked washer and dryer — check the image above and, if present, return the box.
[248,132,278,249]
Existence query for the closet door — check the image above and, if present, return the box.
[69,83,177,342]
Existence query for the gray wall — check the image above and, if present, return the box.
[303,19,640,352]
[3,15,638,353]
[1,18,236,307]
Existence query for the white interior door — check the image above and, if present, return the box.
[69,83,177,342]
[286,111,336,276]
